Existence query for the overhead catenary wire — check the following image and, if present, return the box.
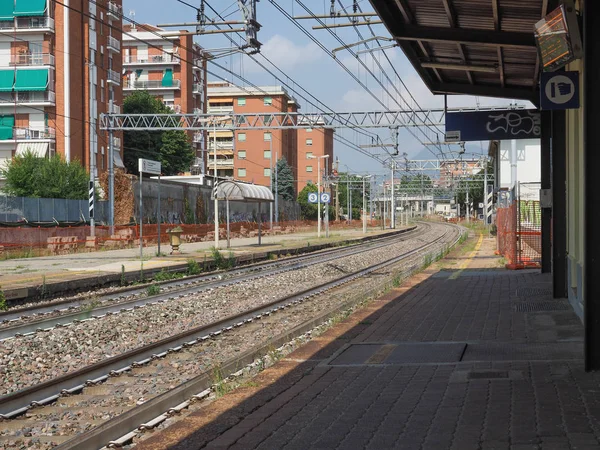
[291,0,445,159]
[175,0,383,151]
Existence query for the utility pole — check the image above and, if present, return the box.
[274,150,279,224]
[269,139,273,229]
[466,189,470,223]
[391,160,395,228]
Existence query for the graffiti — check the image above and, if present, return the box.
[486,110,541,137]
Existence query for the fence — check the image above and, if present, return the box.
[0,195,107,224]
[495,183,541,269]
[0,219,383,258]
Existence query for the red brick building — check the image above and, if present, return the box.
[122,24,208,174]
[207,82,334,195]
[0,0,124,179]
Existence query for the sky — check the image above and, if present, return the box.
[123,0,533,178]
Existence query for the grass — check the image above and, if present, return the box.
[146,284,161,296]
[187,258,201,275]
[210,247,235,270]
[211,364,232,398]
[152,269,185,282]
[0,286,7,311]
[497,256,507,267]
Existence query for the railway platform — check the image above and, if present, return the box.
[0,226,406,303]
[136,235,596,450]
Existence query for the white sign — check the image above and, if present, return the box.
[321,193,331,203]
[479,202,484,209]
[138,158,161,175]
[308,192,318,204]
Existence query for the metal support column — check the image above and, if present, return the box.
[541,110,552,273]
[108,129,115,235]
[551,110,567,297]
[584,0,600,371]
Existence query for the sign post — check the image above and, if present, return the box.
[138,158,161,262]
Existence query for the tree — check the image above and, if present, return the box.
[336,172,370,218]
[123,91,195,176]
[1,151,89,199]
[297,182,318,220]
[271,157,295,201]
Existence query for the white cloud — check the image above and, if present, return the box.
[244,35,322,73]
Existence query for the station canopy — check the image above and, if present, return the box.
[212,181,274,203]
[369,0,552,103]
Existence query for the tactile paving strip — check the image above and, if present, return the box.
[513,301,571,312]
[516,287,554,297]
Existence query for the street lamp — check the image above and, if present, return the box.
[308,154,330,238]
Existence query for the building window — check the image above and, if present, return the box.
[306,138,313,146]
[264,96,272,106]
[306,128,313,133]
[306,152,313,159]
[306,166,313,173]
[238,97,246,106]
[238,132,246,142]
[264,168,271,177]
[264,132,271,142]
[238,168,247,177]
[264,150,271,159]
[238,150,246,159]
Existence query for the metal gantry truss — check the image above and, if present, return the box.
[99,110,446,131]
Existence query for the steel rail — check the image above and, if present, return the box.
[0,224,460,419]
[0,227,424,340]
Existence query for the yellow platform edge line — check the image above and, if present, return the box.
[449,233,484,280]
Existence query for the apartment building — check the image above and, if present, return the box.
[207,82,333,194]
[0,0,124,178]
[122,24,208,174]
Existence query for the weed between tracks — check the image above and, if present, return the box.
[210,248,236,270]
[0,287,7,311]
[146,284,161,296]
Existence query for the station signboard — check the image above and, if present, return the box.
[445,109,541,142]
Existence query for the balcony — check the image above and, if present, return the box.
[107,36,120,53]
[107,2,122,20]
[208,105,233,114]
[193,132,203,143]
[0,91,55,106]
[13,127,55,141]
[193,108,203,115]
[124,79,181,90]
[123,54,180,65]
[10,53,55,67]
[0,17,55,33]
[108,101,120,114]
[193,83,203,94]
[107,69,120,85]
[111,137,121,149]
[207,141,234,150]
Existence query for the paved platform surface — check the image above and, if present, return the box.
[138,236,599,450]
[0,226,394,294]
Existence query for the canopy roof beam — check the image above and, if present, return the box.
[394,25,536,49]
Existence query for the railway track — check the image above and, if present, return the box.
[0,222,463,450]
[0,226,425,341]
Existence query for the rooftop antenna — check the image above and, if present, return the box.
[129,10,136,29]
